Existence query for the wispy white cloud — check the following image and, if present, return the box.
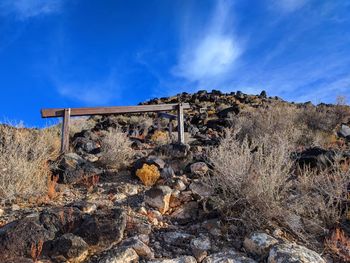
[271,0,309,13]
[55,73,120,105]
[173,0,242,85]
[0,0,63,19]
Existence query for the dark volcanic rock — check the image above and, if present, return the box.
[74,208,127,246]
[48,233,89,261]
[53,153,102,184]
[217,105,240,118]
[295,147,337,168]
[0,207,83,260]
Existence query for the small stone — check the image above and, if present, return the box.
[189,181,213,199]
[121,236,154,259]
[162,231,193,247]
[0,208,4,216]
[339,124,350,138]
[268,243,326,263]
[202,219,222,237]
[148,256,197,263]
[138,234,150,245]
[190,236,211,262]
[138,206,148,215]
[87,246,139,263]
[11,204,20,211]
[171,201,198,224]
[144,186,172,214]
[174,179,187,191]
[202,251,257,263]
[243,232,278,257]
[190,162,209,176]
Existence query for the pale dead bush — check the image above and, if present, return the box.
[0,125,60,201]
[99,127,133,170]
[229,106,301,145]
[206,129,350,244]
[206,130,293,230]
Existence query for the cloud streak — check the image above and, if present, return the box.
[271,0,309,13]
[0,0,63,19]
[54,72,121,105]
[173,0,242,86]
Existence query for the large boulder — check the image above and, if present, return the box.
[0,207,83,261]
[295,147,336,168]
[74,208,127,247]
[47,233,89,262]
[53,153,102,184]
[268,243,325,263]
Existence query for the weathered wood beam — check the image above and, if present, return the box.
[61,108,71,153]
[177,103,185,144]
[41,103,190,118]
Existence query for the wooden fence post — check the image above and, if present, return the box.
[177,103,185,144]
[61,108,71,153]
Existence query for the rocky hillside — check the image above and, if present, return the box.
[0,90,349,263]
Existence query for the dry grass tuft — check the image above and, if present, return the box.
[0,124,60,201]
[99,127,133,170]
[325,227,350,261]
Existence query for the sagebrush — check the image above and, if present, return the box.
[206,129,350,246]
[0,125,60,200]
[99,127,133,170]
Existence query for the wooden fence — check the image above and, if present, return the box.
[41,103,190,153]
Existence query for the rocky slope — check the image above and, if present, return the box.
[0,90,349,263]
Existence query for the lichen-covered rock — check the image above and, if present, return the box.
[268,243,325,263]
[87,246,139,263]
[148,256,197,263]
[190,162,209,176]
[170,201,198,224]
[121,236,154,259]
[74,208,127,247]
[0,207,83,260]
[202,251,257,263]
[136,163,161,186]
[243,232,278,257]
[53,152,102,184]
[189,181,213,199]
[190,235,211,262]
[48,233,89,262]
[144,185,172,214]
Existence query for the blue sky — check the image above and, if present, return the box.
[0,0,349,126]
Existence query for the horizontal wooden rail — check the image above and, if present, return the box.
[41,103,190,153]
[41,103,190,118]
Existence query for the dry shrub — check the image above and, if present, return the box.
[297,106,341,133]
[151,130,169,145]
[0,124,60,201]
[230,103,350,148]
[324,228,350,261]
[206,130,293,231]
[136,163,160,186]
[206,129,350,245]
[99,127,133,170]
[230,106,301,145]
